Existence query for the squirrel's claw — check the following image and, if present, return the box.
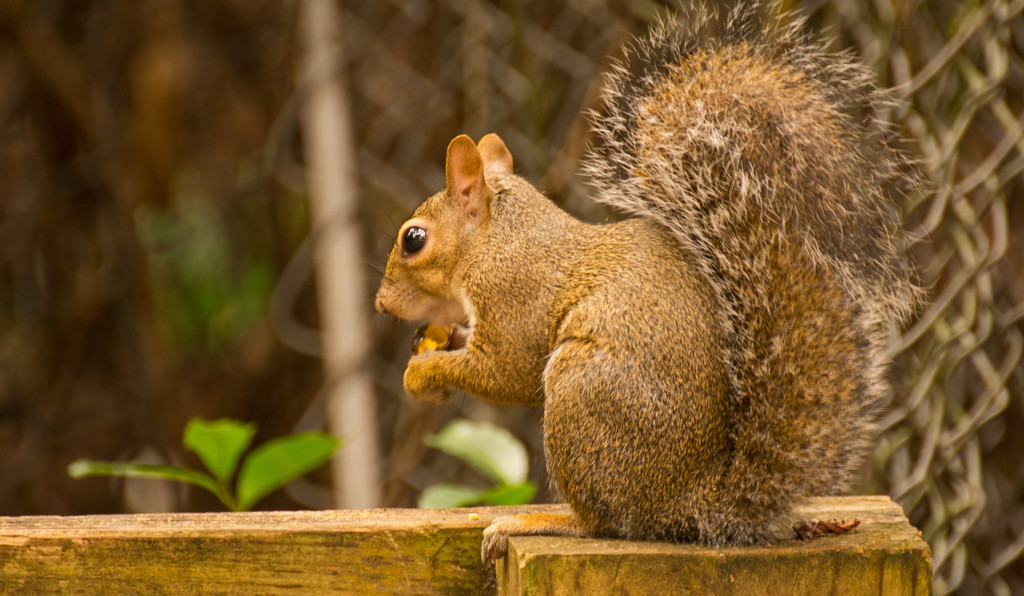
[481,513,585,564]
[404,383,452,403]
[481,517,512,564]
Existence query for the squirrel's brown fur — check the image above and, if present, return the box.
[375,1,919,563]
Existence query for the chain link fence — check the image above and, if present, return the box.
[337,1,1024,593]
[867,1,1024,593]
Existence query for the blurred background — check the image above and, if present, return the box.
[0,0,1021,594]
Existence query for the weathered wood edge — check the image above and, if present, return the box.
[0,505,550,538]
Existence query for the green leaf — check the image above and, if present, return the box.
[425,420,528,486]
[67,460,231,509]
[235,432,340,511]
[479,482,536,506]
[182,418,257,485]
[417,483,487,509]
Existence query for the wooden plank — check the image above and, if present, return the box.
[0,506,524,593]
[498,496,932,596]
[0,497,931,594]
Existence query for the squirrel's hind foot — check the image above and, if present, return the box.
[481,512,587,565]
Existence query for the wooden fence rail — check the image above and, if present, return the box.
[0,496,930,594]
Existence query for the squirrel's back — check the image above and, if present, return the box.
[584,2,920,543]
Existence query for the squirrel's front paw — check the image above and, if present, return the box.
[403,358,452,403]
[481,516,514,565]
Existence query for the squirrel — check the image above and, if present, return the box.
[374,1,919,565]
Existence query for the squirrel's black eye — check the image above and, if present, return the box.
[402,226,427,255]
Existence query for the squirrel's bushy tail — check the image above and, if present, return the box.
[584,2,920,544]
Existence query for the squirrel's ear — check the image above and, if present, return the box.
[445,134,487,221]
[477,133,513,176]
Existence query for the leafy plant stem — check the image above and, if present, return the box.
[67,460,238,511]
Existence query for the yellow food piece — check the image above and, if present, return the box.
[411,324,452,354]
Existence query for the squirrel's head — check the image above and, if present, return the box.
[375,133,513,325]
